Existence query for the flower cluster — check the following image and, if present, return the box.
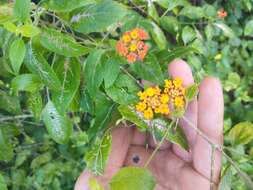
[116,28,149,63]
[217,9,227,19]
[135,77,186,120]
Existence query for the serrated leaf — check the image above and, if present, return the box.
[118,105,148,131]
[105,86,137,105]
[151,118,189,151]
[110,167,156,190]
[140,20,167,50]
[244,20,253,36]
[224,72,240,92]
[84,133,112,175]
[0,128,14,161]
[182,26,196,45]
[52,58,81,112]
[160,16,180,35]
[13,0,31,23]
[84,49,105,97]
[0,173,7,190]
[27,92,43,121]
[24,42,62,91]
[46,0,95,12]
[9,38,26,74]
[131,54,163,85]
[102,58,120,88]
[11,74,43,94]
[180,6,204,19]
[39,28,89,57]
[70,0,127,34]
[185,84,198,101]
[42,101,72,144]
[213,23,235,38]
[228,122,253,146]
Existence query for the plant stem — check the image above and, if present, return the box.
[144,121,175,168]
[0,114,33,122]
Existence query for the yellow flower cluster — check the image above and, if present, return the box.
[135,77,186,120]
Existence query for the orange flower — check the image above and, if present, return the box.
[116,41,128,56]
[127,52,137,63]
[217,9,227,19]
[136,28,149,40]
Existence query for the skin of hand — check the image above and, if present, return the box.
[75,60,224,190]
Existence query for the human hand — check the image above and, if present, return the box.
[75,60,224,190]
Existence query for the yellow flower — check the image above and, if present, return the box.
[146,87,156,97]
[164,79,172,88]
[174,97,184,108]
[137,91,147,100]
[122,34,131,43]
[149,95,160,109]
[130,29,139,39]
[143,108,154,120]
[159,104,170,115]
[173,77,183,88]
[129,43,137,52]
[154,86,161,95]
[136,102,147,112]
[160,94,169,104]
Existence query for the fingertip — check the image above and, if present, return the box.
[168,59,194,85]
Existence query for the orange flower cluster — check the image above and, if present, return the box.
[217,9,227,19]
[135,77,186,120]
[116,28,149,63]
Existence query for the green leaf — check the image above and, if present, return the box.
[157,47,197,65]
[13,0,31,23]
[180,6,204,19]
[15,149,31,167]
[151,118,189,151]
[84,133,112,175]
[244,20,253,36]
[110,167,156,190]
[219,166,232,190]
[84,49,105,97]
[228,122,253,146]
[42,101,72,144]
[160,16,180,35]
[154,0,189,10]
[224,72,240,92]
[89,178,104,190]
[182,26,196,45]
[71,0,127,34]
[71,131,89,147]
[147,2,159,23]
[9,38,26,74]
[105,86,137,105]
[24,42,62,91]
[140,20,167,50]
[131,54,163,85]
[0,128,14,161]
[185,84,199,101]
[213,23,235,38]
[39,28,89,57]
[52,58,81,112]
[102,58,120,88]
[0,173,7,190]
[27,92,43,121]
[0,90,21,114]
[0,3,15,24]
[30,152,52,170]
[11,74,43,93]
[18,24,40,38]
[118,105,148,131]
[46,0,95,12]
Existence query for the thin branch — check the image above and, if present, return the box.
[0,114,33,122]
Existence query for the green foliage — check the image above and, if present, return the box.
[0,0,253,189]
[110,167,156,190]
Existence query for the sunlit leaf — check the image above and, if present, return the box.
[185,84,198,101]
[89,178,104,190]
[182,26,196,45]
[0,128,14,162]
[84,133,112,175]
[110,167,156,190]
[42,101,72,144]
[46,0,95,12]
[229,122,253,146]
[244,20,253,36]
[13,0,30,23]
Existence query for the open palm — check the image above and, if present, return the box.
[75,60,224,190]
